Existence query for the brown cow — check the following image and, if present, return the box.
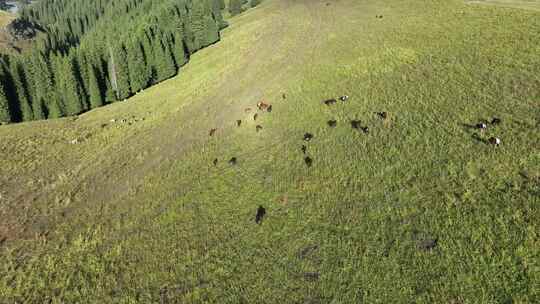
[257,101,271,111]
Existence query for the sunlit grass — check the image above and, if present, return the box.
[1,0,539,302]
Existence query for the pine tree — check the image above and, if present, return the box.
[229,0,243,16]
[58,54,85,115]
[33,53,64,119]
[9,58,34,121]
[204,14,220,47]
[27,52,49,119]
[0,61,22,122]
[127,40,150,92]
[0,82,11,124]
[173,31,188,68]
[212,0,228,29]
[152,37,176,82]
[104,76,116,103]
[181,5,197,54]
[191,0,207,51]
[46,96,64,118]
[108,43,131,100]
[87,63,103,108]
[75,50,91,110]
[140,32,157,83]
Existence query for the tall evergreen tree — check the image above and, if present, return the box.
[212,0,228,29]
[127,40,150,92]
[229,0,243,16]
[0,82,11,123]
[56,54,85,115]
[108,43,131,100]
[190,0,206,51]
[27,52,50,119]
[87,63,103,108]
[152,37,176,82]
[204,13,220,47]
[173,31,188,68]
[9,58,34,121]
[75,50,91,110]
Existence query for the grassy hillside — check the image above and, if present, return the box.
[0,10,41,54]
[1,0,539,302]
[0,11,14,27]
[0,11,17,53]
[467,0,540,11]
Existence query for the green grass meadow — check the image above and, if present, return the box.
[0,0,539,302]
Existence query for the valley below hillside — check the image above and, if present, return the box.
[0,0,539,303]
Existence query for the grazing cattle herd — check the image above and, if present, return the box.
[207,94,504,223]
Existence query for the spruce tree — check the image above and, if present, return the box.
[250,0,261,8]
[46,97,65,119]
[181,5,197,54]
[190,0,206,51]
[33,53,64,119]
[87,63,103,108]
[75,50,91,110]
[212,0,228,29]
[104,76,116,103]
[9,58,34,121]
[152,37,176,82]
[27,52,50,119]
[59,54,85,115]
[0,61,22,122]
[108,43,131,100]
[229,0,243,16]
[0,82,11,124]
[127,40,150,92]
[140,32,157,82]
[204,14,220,47]
[173,32,188,68]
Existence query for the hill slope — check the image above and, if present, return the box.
[0,10,41,54]
[1,0,539,302]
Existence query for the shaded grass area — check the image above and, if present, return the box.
[0,0,539,302]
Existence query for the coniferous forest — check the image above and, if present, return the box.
[0,0,231,123]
